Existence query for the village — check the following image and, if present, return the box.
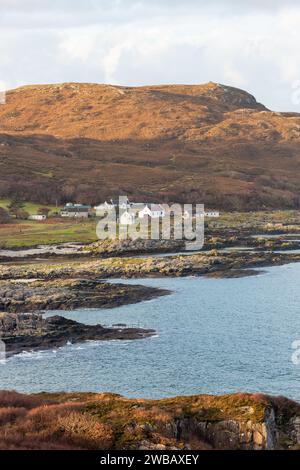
[45,198,220,225]
[0,197,219,250]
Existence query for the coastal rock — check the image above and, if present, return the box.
[0,278,169,313]
[0,251,299,281]
[84,238,185,257]
[0,312,155,356]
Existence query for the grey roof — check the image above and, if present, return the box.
[63,204,91,211]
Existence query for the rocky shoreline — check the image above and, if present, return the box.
[1,248,299,356]
[1,226,300,262]
[0,279,168,356]
[1,244,300,357]
[0,313,155,357]
[0,278,169,313]
[1,250,299,281]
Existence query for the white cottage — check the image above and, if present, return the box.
[120,211,136,225]
[138,204,165,219]
[94,201,115,216]
[94,198,131,216]
[28,214,47,221]
[205,211,220,218]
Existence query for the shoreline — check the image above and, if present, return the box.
[2,314,156,357]
[0,249,299,281]
[1,249,299,356]
[0,279,169,356]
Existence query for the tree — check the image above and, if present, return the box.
[10,208,30,220]
[38,207,50,217]
[0,208,10,224]
[7,198,30,219]
[8,198,25,211]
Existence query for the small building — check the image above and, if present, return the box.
[94,201,115,216]
[139,204,165,219]
[28,214,47,221]
[130,203,145,211]
[113,197,130,210]
[120,211,136,225]
[197,211,220,218]
[61,203,91,218]
[94,197,131,216]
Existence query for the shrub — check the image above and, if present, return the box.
[0,208,10,224]
[58,412,114,449]
[0,390,43,409]
[0,407,27,425]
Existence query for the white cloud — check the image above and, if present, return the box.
[0,1,299,110]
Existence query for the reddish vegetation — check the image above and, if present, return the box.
[0,390,300,450]
[0,391,109,450]
[0,82,300,209]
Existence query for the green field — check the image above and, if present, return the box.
[0,198,60,216]
[0,198,100,249]
[0,219,98,249]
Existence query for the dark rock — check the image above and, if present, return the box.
[0,312,155,357]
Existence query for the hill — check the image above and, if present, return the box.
[0,390,300,450]
[0,82,300,209]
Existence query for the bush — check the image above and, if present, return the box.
[58,412,114,449]
[0,390,43,409]
[0,208,10,224]
[0,407,27,425]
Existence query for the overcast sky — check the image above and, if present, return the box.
[0,0,300,111]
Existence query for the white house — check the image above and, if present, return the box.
[130,203,145,211]
[197,211,220,218]
[120,211,136,225]
[138,204,165,219]
[117,197,131,210]
[94,198,130,216]
[94,201,115,216]
[28,214,47,221]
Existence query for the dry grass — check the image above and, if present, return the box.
[0,390,299,450]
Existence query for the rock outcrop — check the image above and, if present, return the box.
[0,391,300,450]
[0,278,169,312]
[0,279,167,356]
[0,312,155,356]
[0,251,299,281]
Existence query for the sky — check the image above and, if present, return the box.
[0,0,300,111]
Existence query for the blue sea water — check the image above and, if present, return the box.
[1,262,300,400]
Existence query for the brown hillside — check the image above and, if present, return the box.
[0,82,300,209]
[0,390,300,449]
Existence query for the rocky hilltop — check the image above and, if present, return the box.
[0,390,299,450]
[1,82,300,209]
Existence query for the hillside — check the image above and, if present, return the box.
[0,390,300,450]
[0,82,300,209]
